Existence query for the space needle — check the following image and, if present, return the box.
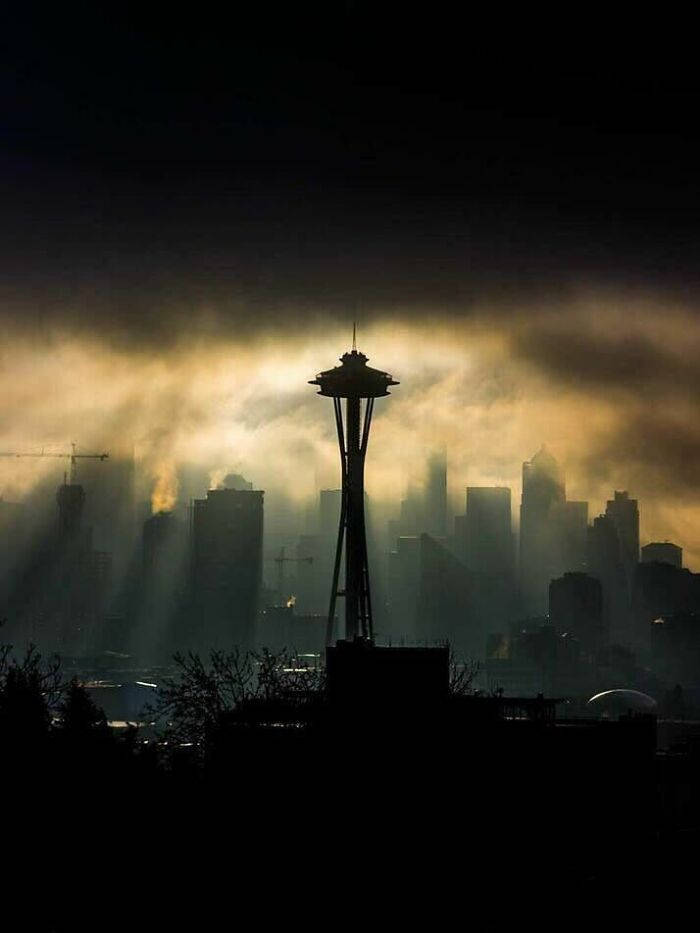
[310,329,398,644]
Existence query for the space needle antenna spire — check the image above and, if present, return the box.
[310,336,398,645]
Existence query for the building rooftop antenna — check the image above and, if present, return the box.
[352,321,357,352]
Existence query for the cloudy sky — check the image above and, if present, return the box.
[2,9,700,561]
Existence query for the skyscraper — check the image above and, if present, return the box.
[191,487,264,649]
[464,486,513,578]
[549,571,604,651]
[137,510,187,661]
[319,488,342,541]
[78,449,136,582]
[605,491,639,591]
[550,500,588,572]
[587,513,629,644]
[424,450,447,539]
[519,446,566,614]
[386,535,421,640]
[418,534,477,656]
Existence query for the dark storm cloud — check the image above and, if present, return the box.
[3,9,700,347]
[577,407,700,501]
[5,4,700,570]
[509,313,700,505]
[512,326,700,400]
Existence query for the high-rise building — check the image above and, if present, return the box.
[519,446,566,614]
[386,534,421,640]
[605,491,639,591]
[319,488,342,541]
[57,482,88,544]
[136,510,188,661]
[465,486,513,578]
[424,450,447,539]
[641,541,682,569]
[42,481,111,655]
[77,450,136,579]
[398,490,422,536]
[587,514,630,644]
[551,500,588,572]
[452,513,468,563]
[191,488,264,649]
[633,562,700,656]
[549,571,604,651]
[418,534,493,658]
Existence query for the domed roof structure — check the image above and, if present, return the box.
[587,688,657,716]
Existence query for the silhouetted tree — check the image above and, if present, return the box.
[149,647,325,748]
[0,642,62,745]
[57,677,112,739]
[448,651,480,696]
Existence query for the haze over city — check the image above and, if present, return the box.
[2,298,699,565]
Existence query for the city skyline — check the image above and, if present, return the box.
[1,384,694,669]
[0,416,694,569]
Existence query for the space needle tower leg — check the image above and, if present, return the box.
[326,397,347,646]
[344,394,363,640]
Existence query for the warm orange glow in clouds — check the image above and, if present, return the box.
[2,291,700,565]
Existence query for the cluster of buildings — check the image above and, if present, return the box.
[1,444,699,703]
[379,446,700,699]
[0,467,267,661]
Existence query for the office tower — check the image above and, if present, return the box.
[587,514,630,644]
[57,482,88,544]
[417,534,477,656]
[551,499,588,572]
[452,513,468,564]
[319,488,342,541]
[549,571,604,651]
[424,450,447,539]
[633,560,700,654]
[78,450,136,578]
[641,541,682,569]
[399,489,422,536]
[191,487,264,649]
[143,510,180,574]
[137,510,187,660]
[519,446,566,614]
[465,486,513,578]
[386,535,422,640]
[605,491,639,590]
[48,480,111,655]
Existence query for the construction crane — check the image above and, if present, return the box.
[0,442,109,484]
[265,546,313,599]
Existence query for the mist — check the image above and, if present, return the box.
[1,287,698,566]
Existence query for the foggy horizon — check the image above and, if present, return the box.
[2,296,699,567]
